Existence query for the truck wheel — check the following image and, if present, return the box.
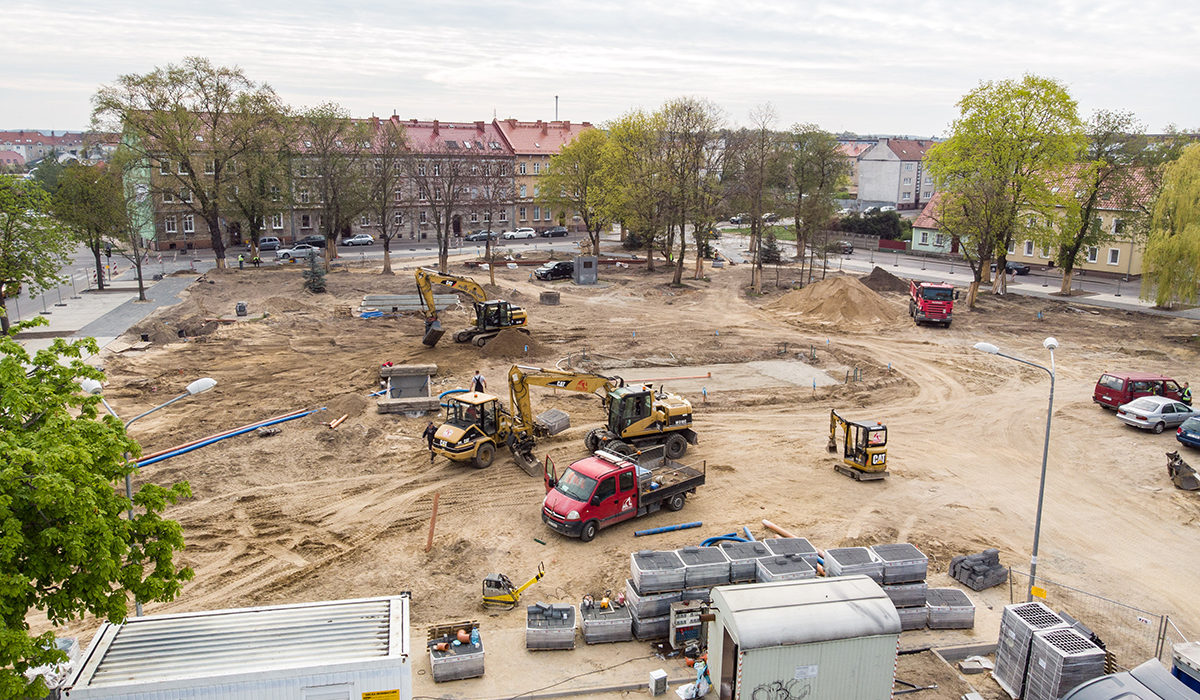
[580,520,599,542]
[908,301,915,317]
[584,428,604,452]
[472,443,495,468]
[665,493,686,512]
[664,433,688,460]
[608,441,635,458]
[1154,422,1165,434]
[943,321,952,328]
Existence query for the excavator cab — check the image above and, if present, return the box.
[474,300,513,331]
[608,387,654,433]
[828,409,888,481]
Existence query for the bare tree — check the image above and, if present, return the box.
[227,110,293,260]
[365,117,409,275]
[786,124,850,283]
[403,139,476,274]
[474,156,515,285]
[299,103,372,269]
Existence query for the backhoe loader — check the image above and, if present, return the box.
[414,267,528,347]
[430,365,698,475]
[828,409,888,480]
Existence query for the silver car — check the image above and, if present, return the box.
[1116,396,1197,433]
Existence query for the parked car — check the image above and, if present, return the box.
[534,260,574,281]
[1093,372,1183,410]
[276,244,320,260]
[762,212,779,223]
[257,236,281,251]
[297,235,327,248]
[541,226,569,237]
[879,205,897,212]
[342,233,374,246]
[835,241,854,254]
[991,261,1031,275]
[504,228,536,239]
[1116,396,1197,433]
[1177,416,1200,448]
[729,213,749,225]
[464,230,497,242]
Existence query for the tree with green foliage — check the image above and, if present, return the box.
[540,128,613,262]
[785,124,850,283]
[925,75,1084,307]
[53,163,126,291]
[1051,110,1150,294]
[227,109,293,261]
[298,103,372,270]
[605,110,669,272]
[760,231,782,265]
[30,154,67,195]
[0,177,73,334]
[1142,144,1200,306]
[0,324,193,697]
[92,57,283,268]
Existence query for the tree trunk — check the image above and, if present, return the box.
[207,211,226,268]
[645,233,655,272]
[133,256,146,302]
[381,237,393,275]
[0,297,10,334]
[93,248,106,291]
[487,238,495,286]
[1059,268,1074,295]
[672,233,686,285]
[966,280,980,309]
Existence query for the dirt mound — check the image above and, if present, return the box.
[263,296,319,314]
[128,319,183,344]
[325,392,370,418]
[767,275,901,325]
[481,328,545,358]
[860,266,910,293]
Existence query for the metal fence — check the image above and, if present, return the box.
[1008,568,1189,670]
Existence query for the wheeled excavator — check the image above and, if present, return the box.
[414,267,528,347]
[430,365,699,474]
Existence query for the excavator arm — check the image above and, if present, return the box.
[414,267,490,346]
[508,364,623,434]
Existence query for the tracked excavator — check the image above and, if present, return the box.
[828,409,888,480]
[414,267,528,347]
[430,365,699,474]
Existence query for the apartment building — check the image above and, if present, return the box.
[857,138,937,209]
[835,140,874,196]
[0,130,85,163]
[493,118,593,230]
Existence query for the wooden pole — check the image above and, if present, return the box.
[425,492,440,552]
[761,518,797,538]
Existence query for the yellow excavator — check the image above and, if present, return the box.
[430,365,699,474]
[414,267,528,347]
[828,409,888,481]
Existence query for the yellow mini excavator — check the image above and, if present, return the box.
[828,409,888,481]
[414,267,528,347]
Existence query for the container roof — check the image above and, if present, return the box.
[712,576,899,649]
[68,596,408,690]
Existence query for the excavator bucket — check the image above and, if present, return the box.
[422,320,445,347]
[1167,451,1200,491]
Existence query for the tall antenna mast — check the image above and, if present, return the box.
[555,95,559,121]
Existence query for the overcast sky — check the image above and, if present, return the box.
[3,0,1195,136]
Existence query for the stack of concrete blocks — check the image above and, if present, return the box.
[763,537,820,567]
[925,588,975,630]
[871,543,930,631]
[676,546,731,603]
[992,602,1069,699]
[525,603,577,650]
[628,551,685,641]
[580,603,634,644]
[1023,628,1107,700]
[823,547,885,583]
[376,363,441,414]
[755,554,817,583]
[428,623,485,682]
[718,541,771,583]
[950,549,1009,591]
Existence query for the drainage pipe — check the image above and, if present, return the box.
[633,521,702,537]
[138,407,313,462]
[137,408,326,467]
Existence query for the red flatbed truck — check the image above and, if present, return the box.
[542,450,705,542]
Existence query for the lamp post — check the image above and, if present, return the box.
[973,338,1057,601]
[80,377,217,615]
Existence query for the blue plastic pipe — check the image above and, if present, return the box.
[136,408,327,467]
[743,526,755,541]
[439,387,468,407]
[634,521,702,537]
[702,535,748,547]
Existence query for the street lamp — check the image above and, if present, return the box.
[81,376,217,615]
[973,337,1057,601]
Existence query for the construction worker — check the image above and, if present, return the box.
[472,370,487,393]
[238,253,245,269]
[251,255,261,268]
[422,421,438,463]
[1183,382,1192,406]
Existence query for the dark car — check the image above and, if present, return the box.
[541,226,569,238]
[1177,416,1200,449]
[297,235,327,248]
[534,260,574,281]
[465,230,497,242]
[991,260,1031,275]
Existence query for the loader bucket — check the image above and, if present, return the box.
[422,320,445,347]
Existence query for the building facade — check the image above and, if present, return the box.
[494,118,593,230]
[857,138,937,209]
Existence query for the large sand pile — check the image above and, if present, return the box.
[860,266,911,293]
[481,328,546,358]
[767,275,902,325]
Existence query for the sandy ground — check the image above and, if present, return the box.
[37,254,1200,699]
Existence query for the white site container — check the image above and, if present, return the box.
[63,594,412,700]
[707,576,900,700]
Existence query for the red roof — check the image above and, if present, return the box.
[0,150,25,165]
[493,119,593,156]
[0,130,83,147]
[837,142,872,158]
[887,139,935,160]
[391,117,515,156]
[913,193,943,229]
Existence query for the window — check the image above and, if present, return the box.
[204,160,215,175]
[298,163,308,177]
[482,163,490,176]
[318,214,324,229]
[519,207,527,221]
[1113,218,1126,235]
[1028,215,1036,227]
[360,214,371,226]
[419,211,428,224]
[619,470,635,493]
[393,212,403,226]
[299,190,310,204]
[518,162,527,175]
[183,214,195,233]
[164,215,177,233]
[301,214,311,229]
[935,233,946,246]
[159,159,170,175]
[1086,246,1098,263]
[533,206,541,220]
[1039,247,1050,259]
[919,231,929,244]
[1007,241,1016,254]
[544,208,553,221]
[419,188,428,202]
[533,186,539,198]
[470,212,479,223]
[434,189,442,201]
[520,185,527,198]
[270,186,280,202]
[418,163,426,177]
[162,190,175,203]
[901,192,911,200]
[498,210,507,222]
[905,162,914,170]
[499,163,509,176]
[374,160,382,175]
[1023,240,1034,256]
[272,213,283,229]
[432,163,440,176]
[924,177,933,185]
[903,177,912,185]
[1108,248,1120,265]
[533,162,540,174]
[394,190,402,203]
[178,160,191,175]
[180,189,192,203]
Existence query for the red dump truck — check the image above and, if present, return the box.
[909,280,957,327]
[542,449,705,542]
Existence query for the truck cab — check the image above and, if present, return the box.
[909,280,956,327]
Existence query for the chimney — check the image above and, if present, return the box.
[433,119,439,135]
[410,118,418,125]
[538,120,547,135]
[475,120,485,132]
[561,120,571,130]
